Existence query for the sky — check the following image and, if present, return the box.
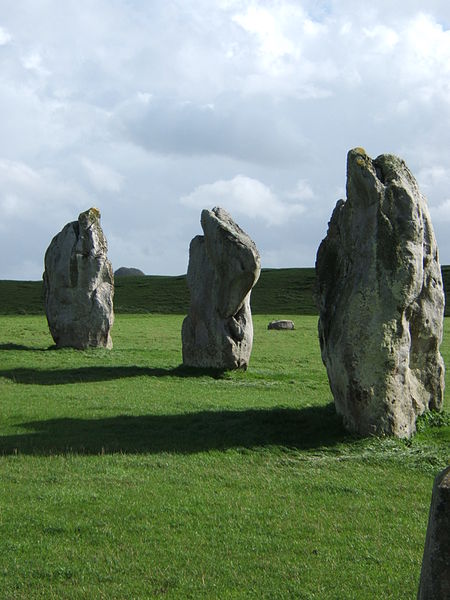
[1,0,450,279]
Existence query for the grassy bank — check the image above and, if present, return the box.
[0,268,316,316]
[0,313,448,599]
[1,265,449,316]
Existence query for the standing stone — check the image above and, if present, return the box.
[418,465,450,599]
[182,207,261,370]
[316,148,445,438]
[268,320,295,330]
[43,207,114,349]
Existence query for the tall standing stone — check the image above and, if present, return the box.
[418,465,450,599]
[43,207,114,349]
[316,148,445,438]
[182,207,261,370]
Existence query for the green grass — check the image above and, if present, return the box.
[0,313,449,599]
[0,280,46,315]
[0,267,322,316]
[2,264,449,315]
[442,265,450,309]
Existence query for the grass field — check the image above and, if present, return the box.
[0,266,382,316]
[0,270,449,599]
[2,265,450,316]
[0,268,317,316]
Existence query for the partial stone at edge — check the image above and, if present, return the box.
[418,465,450,599]
[182,206,261,370]
[315,148,445,438]
[43,207,114,349]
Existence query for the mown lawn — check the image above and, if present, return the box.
[0,314,448,599]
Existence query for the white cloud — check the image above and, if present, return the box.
[0,158,97,278]
[431,199,450,222]
[394,13,450,103]
[233,3,324,59]
[22,51,50,76]
[81,158,124,193]
[1,1,450,277]
[231,2,333,96]
[363,25,399,53]
[0,159,91,225]
[287,179,315,202]
[417,164,450,190]
[0,25,11,45]
[233,6,298,60]
[180,175,305,226]
[117,94,307,165]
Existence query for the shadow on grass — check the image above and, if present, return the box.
[0,343,47,352]
[0,404,352,456]
[0,365,226,384]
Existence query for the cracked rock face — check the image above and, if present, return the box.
[182,207,261,370]
[316,148,445,438]
[43,208,114,349]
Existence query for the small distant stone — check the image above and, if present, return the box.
[114,267,145,277]
[268,320,295,330]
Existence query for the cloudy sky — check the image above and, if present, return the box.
[1,0,450,279]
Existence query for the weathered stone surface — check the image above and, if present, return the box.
[316,148,445,438]
[43,208,114,349]
[182,206,261,369]
[418,465,450,599]
[268,320,295,330]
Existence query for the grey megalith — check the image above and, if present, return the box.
[182,206,261,370]
[43,207,114,349]
[316,148,445,438]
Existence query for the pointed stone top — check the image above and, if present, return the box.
[347,149,421,203]
[201,206,260,258]
[78,207,101,228]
